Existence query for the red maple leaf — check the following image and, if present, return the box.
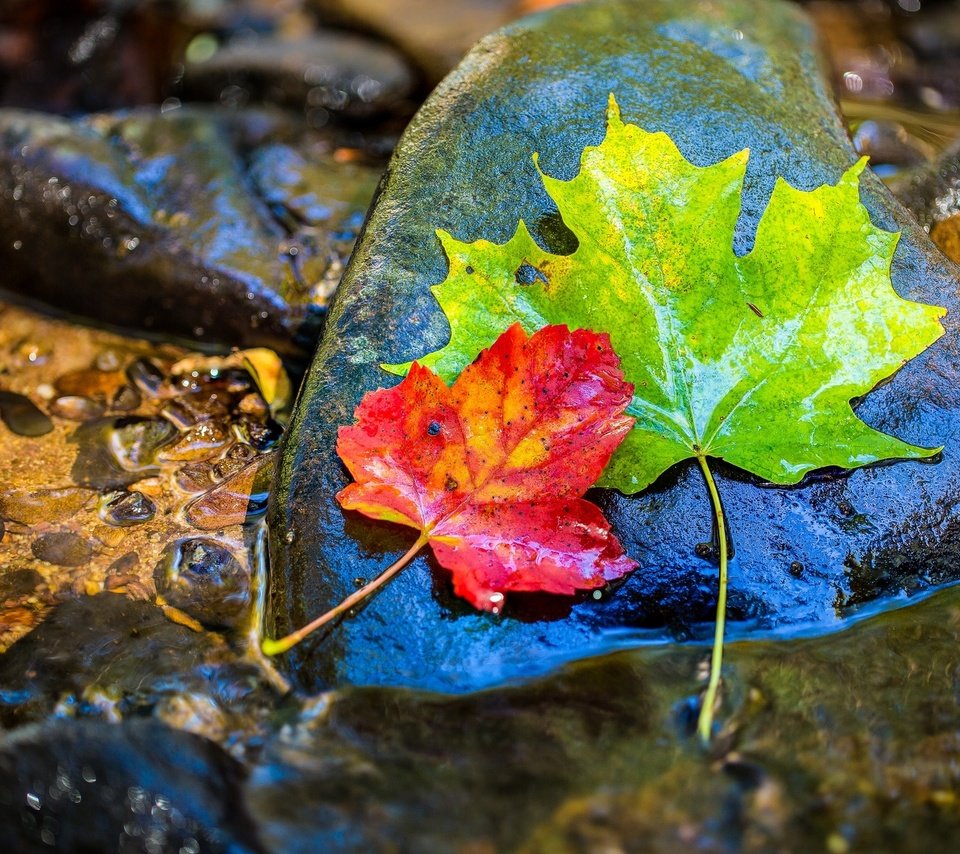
[263,323,636,655]
[339,322,636,607]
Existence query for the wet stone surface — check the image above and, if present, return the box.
[0,719,266,854]
[0,389,52,436]
[30,532,94,567]
[98,490,157,527]
[180,31,415,120]
[155,538,251,630]
[247,584,960,852]
[270,0,960,695]
[0,105,386,357]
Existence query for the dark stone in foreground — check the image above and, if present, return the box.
[0,719,265,853]
[0,593,220,727]
[249,585,960,851]
[0,107,382,357]
[269,0,960,694]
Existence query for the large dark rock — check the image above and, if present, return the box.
[0,718,265,853]
[0,107,382,357]
[268,0,960,694]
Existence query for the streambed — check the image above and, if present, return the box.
[1,1,960,851]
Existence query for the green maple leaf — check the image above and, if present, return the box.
[387,95,946,494]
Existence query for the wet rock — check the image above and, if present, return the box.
[310,0,515,84]
[185,451,276,530]
[30,532,93,567]
[236,415,283,451]
[248,654,655,851]
[0,719,266,854]
[851,119,935,174]
[213,442,257,480]
[0,389,52,436]
[70,416,177,490]
[269,0,960,693]
[177,461,216,493]
[155,538,250,629]
[250,585,960,851]
[890,137,960,264]
[0,593,221,727]
[109,383,141,411]
[49,394,106,421]
[125,357,171,399]
[0,108,329,357]
[55,367,126,401]
[0,567,42,601]
[157,422,230,462]
[248,143,383,307]
[0,487,94,525]
[180,32,414,120]
[98,490,156,527]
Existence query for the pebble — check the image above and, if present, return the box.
[126,358,171,399]
[110,384,141,412]
[0,391,53,436]
[49,395,106,421]
[30,532,94,566]
[154,538,250,629]
[0,487,94,525]
[185,452,276,530]
[98,490,157,527]
[157,422,230,462]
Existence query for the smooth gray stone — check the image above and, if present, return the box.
[0,107,381,357]
[268,0,960,694]
[180,31,414,119]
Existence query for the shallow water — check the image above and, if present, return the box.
[1,0,960,850]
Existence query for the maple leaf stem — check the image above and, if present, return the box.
[696,455,728,745]
[261,532,430,656]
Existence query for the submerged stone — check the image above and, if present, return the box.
[180,32,414,119]
[155,538,251,630]
[70,417,178,490]
[249,585,960,850]
[98,490,156,527]
[269,0,960,694]
[185,452,276,530]
[0,108,383,357]
[0,719,265,854]
[30,532,93,567]
[0,593,221,727]
[0,390,52,436]
[0,487,94,526]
